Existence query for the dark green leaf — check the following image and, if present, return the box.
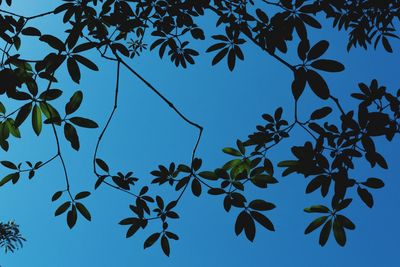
[69,117,98,128]
[305,216,328,234]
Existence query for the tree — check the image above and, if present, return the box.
[0,0,399,257]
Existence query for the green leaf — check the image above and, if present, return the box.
[67,57,81,83]
[69,117,98,128]
[64,123,80,150]
[65,91,83,115]
[304,205,330,213]
[250,211,275,231]
[277,160,298,167]
[0,173,19,187]
[198,171,218,180]
[222,147,242,156]
[5,119,20,138]
[40,102,61,125]
[249,200,276,211]
[305,216,328,234]
[73,55,99,71]
[0,102,5,114]
[333,217,346,246]
[1,161,17,169]
[336,215,356,230]
[15,103,32,127]
[251,174,278,188]
[319,219,332,246]
[39,89,62,100]
[40,34,65,51]
[32,104,42,136]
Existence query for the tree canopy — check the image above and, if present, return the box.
[0,0,399,258]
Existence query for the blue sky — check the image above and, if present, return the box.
[1,1,400,267]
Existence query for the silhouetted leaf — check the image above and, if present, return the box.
[65,91,83,115]
[64,123,80,150]
[319,220,332,246]
[191,178,201,197]
[67,205,78,229]
[144,233,160,249]
[307,70,330,99]
[310,106,332,120]
[67,57,81,83]
[311,59,344,72]
[75,191,90,200]
[55,201,71,216]
[333,217,346,246]
[249,200,275,211]
[250,211,275,231]
[305,216,329,234]
[357,187,373,208]
[161,235,170,256]
[304,205,330,213]
[96,158,109,172]
[32,104,42,136]
[361,178,384,189]
[76,202,91,221]
[69,117,98,128]
[51,191,63,202]
[308,40,329,60]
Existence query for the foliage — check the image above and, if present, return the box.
[0,0,399,256]
[0,220,25,253]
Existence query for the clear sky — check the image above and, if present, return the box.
[1,1,400,267]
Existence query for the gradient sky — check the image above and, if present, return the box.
[1,1,400,267]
